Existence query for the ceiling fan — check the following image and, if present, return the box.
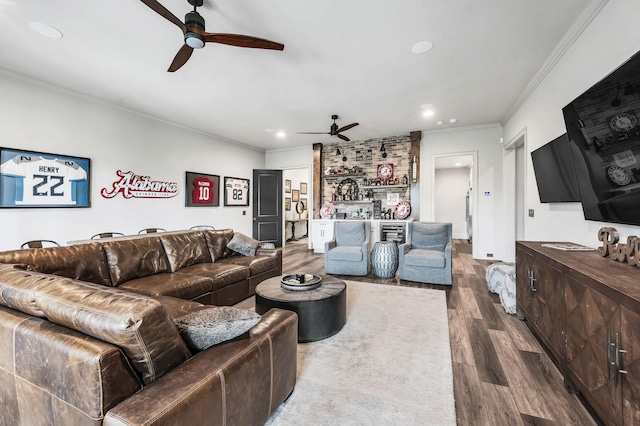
[298,115,359,141]
[140,0,285,72]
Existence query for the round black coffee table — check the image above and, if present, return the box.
[255,275,346,342]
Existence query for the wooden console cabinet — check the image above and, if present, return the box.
[516,242,640,425]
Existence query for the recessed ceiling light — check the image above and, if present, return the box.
[29,22,63,39]
[276,131,286,138]
[436,120,443,125]
[455,163,462,166]
[449,118,457,123]
[422,109,434,118]
[411,40,434,54]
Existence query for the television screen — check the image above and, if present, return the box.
[531,133,580,203]
[562,50,640,226]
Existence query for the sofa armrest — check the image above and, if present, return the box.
[325,240,336,252]
[104,309,298,426]
[256,247,283,275]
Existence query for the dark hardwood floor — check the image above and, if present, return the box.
[277,238,599,426]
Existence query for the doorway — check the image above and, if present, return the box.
[282,166,311,247]
[433,152,476,246]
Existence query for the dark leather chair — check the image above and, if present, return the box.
[21,240,60,249]
[91,232,125,239]
[138,228,167,234]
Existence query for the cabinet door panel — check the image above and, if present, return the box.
[537,265,565,362]
[621,307,640,425]
[516,249,534,319]
[565,276,622,425]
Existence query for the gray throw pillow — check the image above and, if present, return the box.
[174,306,261,351]
[227,232,261,256]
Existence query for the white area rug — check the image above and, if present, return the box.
[265,280,455,425]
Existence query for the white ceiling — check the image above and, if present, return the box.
[0,0,604,151]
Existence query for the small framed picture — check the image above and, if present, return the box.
[300,182,307,195]
[292,189,300,202]
[285,179,291,193]
[224,176,250,206]
[185,171,220,207]
[300,198,307,211]
[285,197,291,210]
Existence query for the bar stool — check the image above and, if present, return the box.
[189,225,215,230]
[21,240,60,249]
[138,228,167,234]
[91,232,125,239]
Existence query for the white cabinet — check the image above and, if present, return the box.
[311,220,334,253]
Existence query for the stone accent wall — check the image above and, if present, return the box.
[321,135,412,216]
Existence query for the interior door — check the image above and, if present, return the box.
[253,169,283,247]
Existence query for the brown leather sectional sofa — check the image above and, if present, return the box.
[0,229,297,425]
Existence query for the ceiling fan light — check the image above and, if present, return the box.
[185,33,205,49]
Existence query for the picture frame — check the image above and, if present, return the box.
[292,189,300,202]
[300,198,307,211]
[0,147,91,208]
[185,171,220,207]
[300,182,307,195]
[224,176,250,206]
[285,179,291,193]
[285,197,291,211]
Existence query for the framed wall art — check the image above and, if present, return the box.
[292,189,300,202]
[285,197,291,211]
[224,176,250,206]
[185,171,220,207]
[300,182,307,194]
[285,179,291,193]
[0,147,91,208]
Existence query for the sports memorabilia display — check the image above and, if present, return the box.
[0,147,90,208]
[224,176,250,206]
[185,171,220,207]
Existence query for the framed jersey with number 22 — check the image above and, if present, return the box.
[224,176,250,206]
[0,147,91,208]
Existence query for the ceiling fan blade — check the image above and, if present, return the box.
[297,132,330,135]
[140,0,186,34]
[203,33,284,50]
[168,45,194,72]
[337,122,359,133]
[338,134,350,142]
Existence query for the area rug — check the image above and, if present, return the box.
[265,280,455,425]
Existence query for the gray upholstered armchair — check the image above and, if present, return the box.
[324,221,370,276]
[398,222,452,285]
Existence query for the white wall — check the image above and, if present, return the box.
[434,167,470,239]
[502,0,640,257]
[0,75,265,251]
[422,125,504,260]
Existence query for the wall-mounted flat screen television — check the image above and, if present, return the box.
[562,49,640,226]
[531,133,580,203]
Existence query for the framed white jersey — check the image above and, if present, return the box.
[224,176,250,206]
[0,148,90,208]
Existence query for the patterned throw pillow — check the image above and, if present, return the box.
[227,232,261,256]
[174,306,261,351]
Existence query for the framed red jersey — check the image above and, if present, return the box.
[185,171,220,207]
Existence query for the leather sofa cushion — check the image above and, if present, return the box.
[33,273,191,385]
[160,232,211,272]
[179,263,250,291]
[119,272,213,300]
[412,223,448,251]
[216,256,277,276]
[0,243,112,287]
[327,246,364,262]
[1,306,142,424]
[203,229,234,260]
[103,237,170,286]
[0,264,48,317]
[152,295,205,320]
[404,249,446,268]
